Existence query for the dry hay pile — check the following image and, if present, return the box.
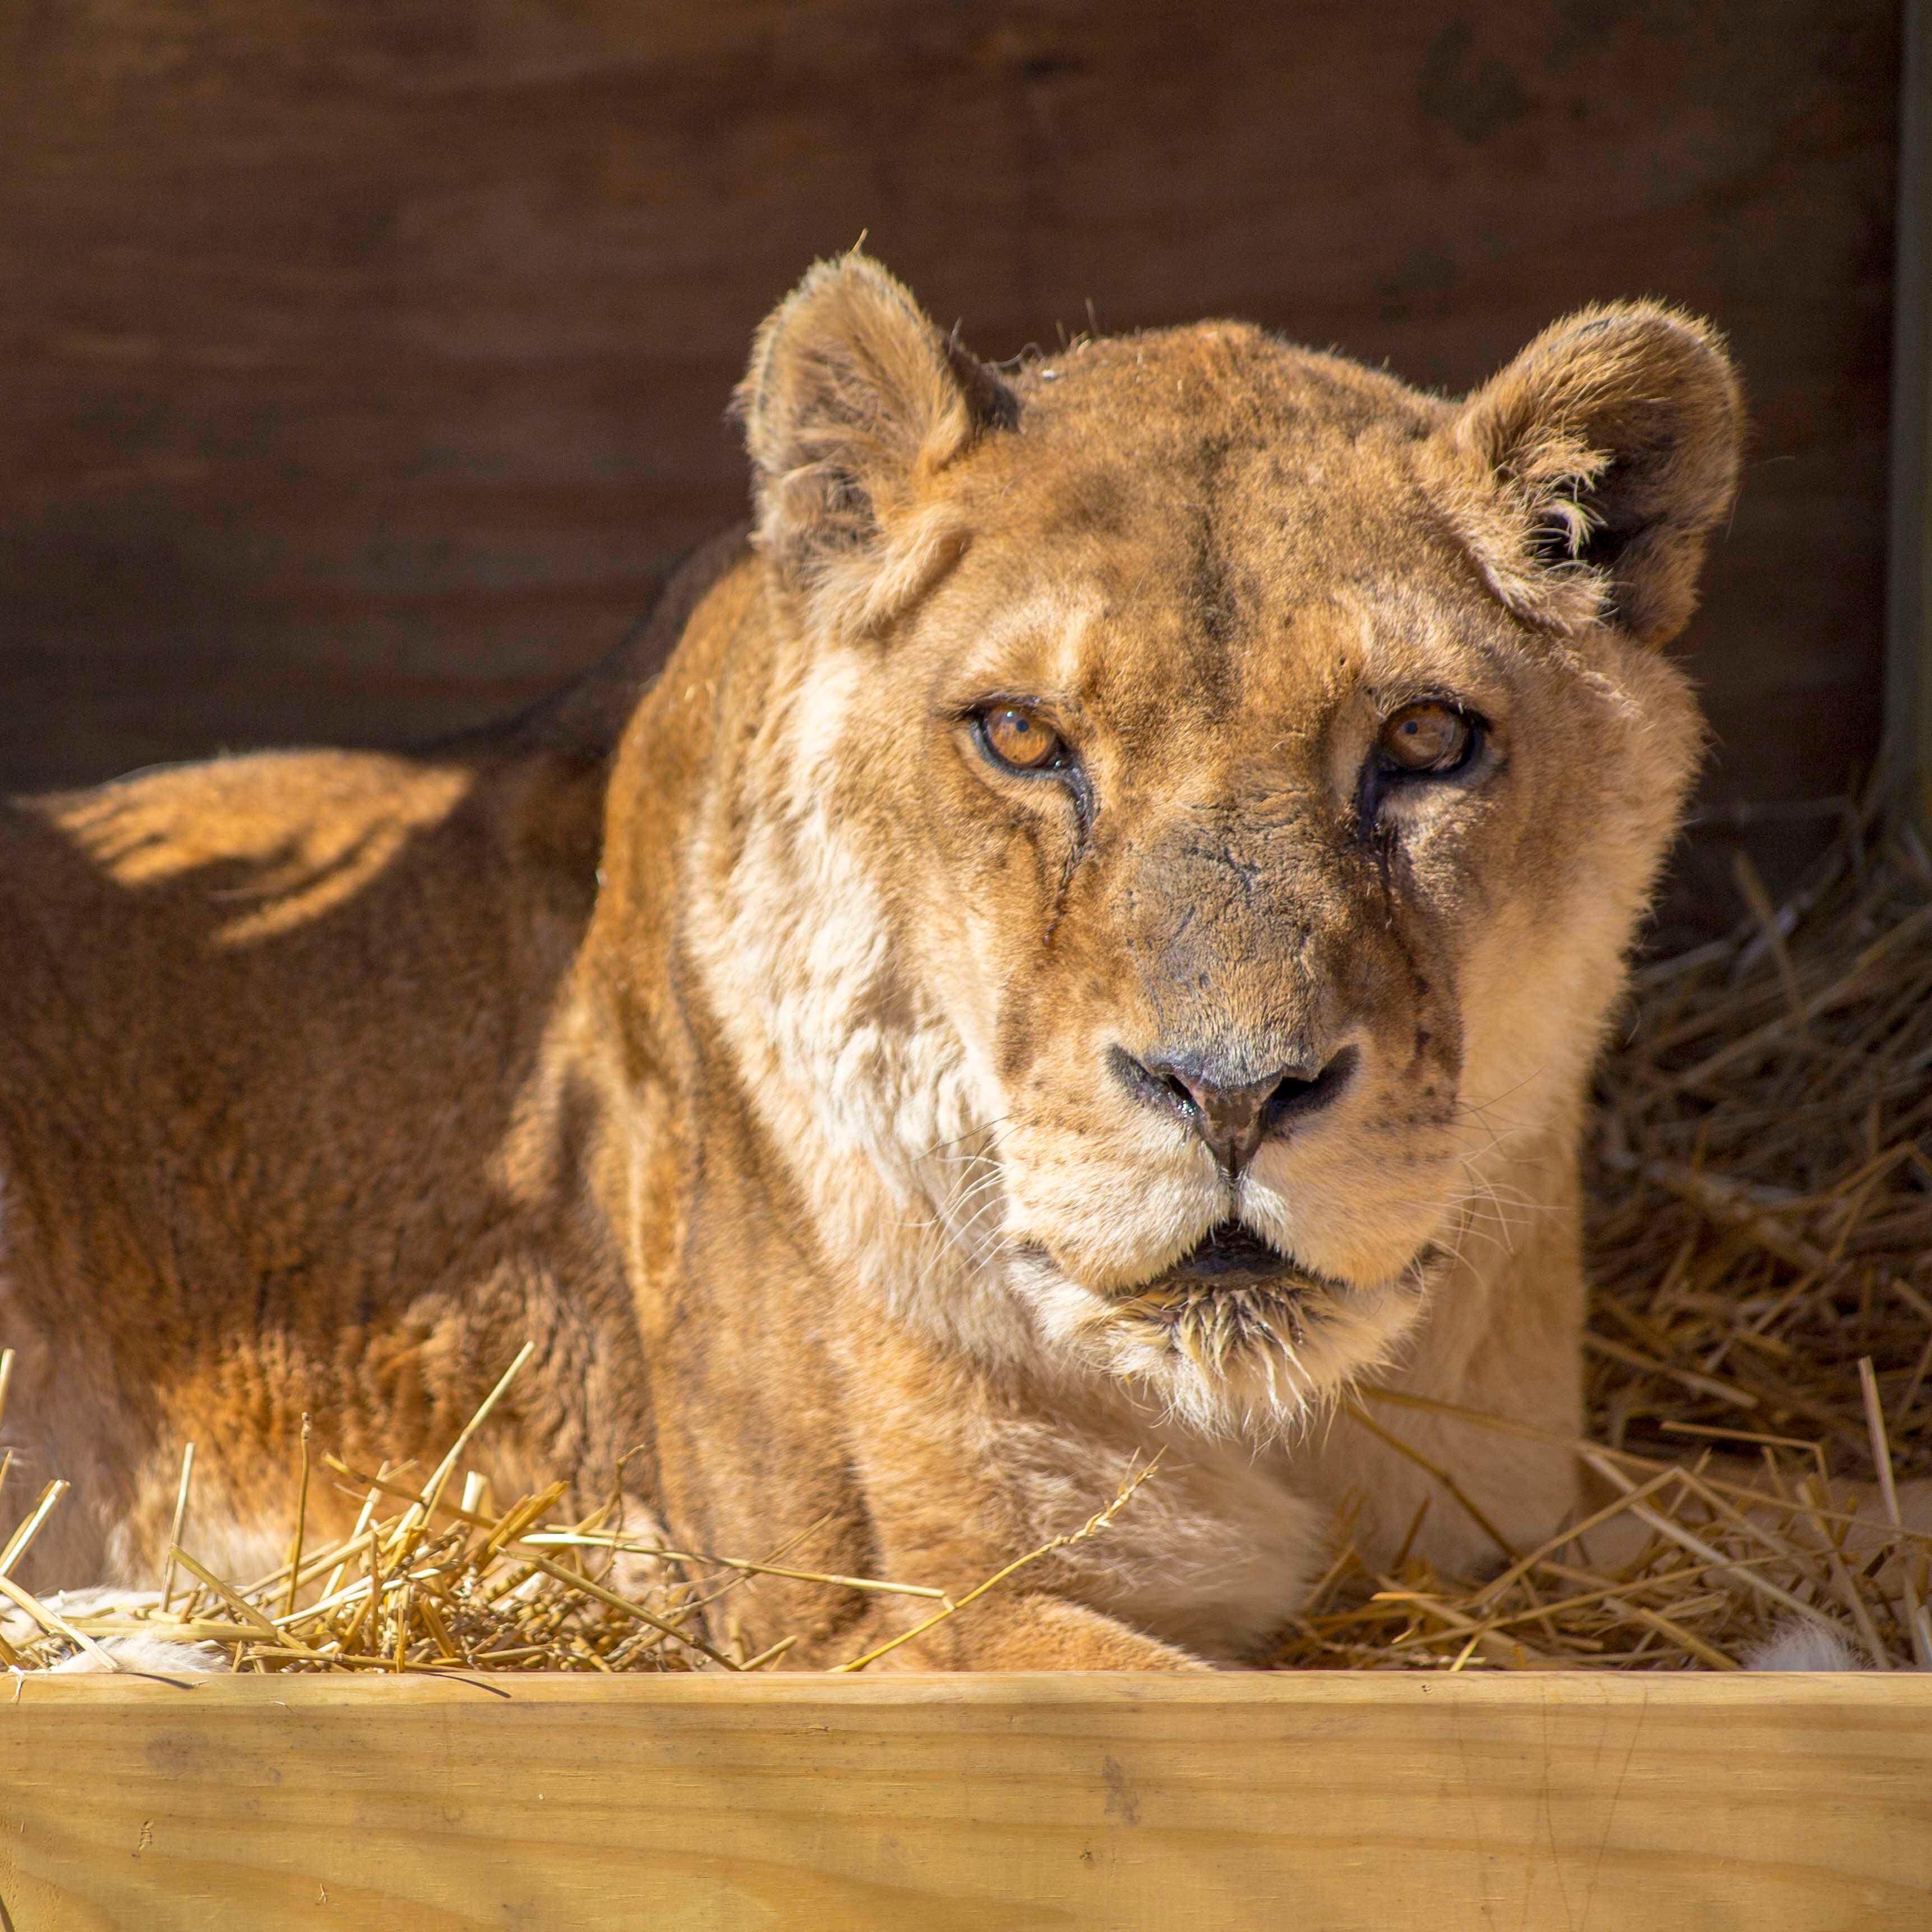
[0,1344,1154,1681]
[1,808,1928,1678]
[0,1347,805,1680]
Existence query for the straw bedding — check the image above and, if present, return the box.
[3,808,1928,1677]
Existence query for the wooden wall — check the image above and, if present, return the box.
[0,1,1902,837]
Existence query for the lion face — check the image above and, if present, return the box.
[707,256,1738,1433]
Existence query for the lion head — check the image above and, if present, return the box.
[691,253,1741,1437]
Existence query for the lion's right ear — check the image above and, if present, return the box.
[734,252,1017,626]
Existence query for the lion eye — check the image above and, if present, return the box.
[1378,702,1474,774]
[980,705,1066,773]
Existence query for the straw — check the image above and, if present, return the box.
[158,1444,194,1617]
[0,1367,1161,1677]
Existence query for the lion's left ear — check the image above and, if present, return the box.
[1434,303,1744,644]
[735,251,1016,624]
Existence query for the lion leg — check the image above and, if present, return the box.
[863,1591,1208,1672]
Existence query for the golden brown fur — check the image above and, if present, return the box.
[0,256,1745,1666]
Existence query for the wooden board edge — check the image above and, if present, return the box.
[4,1666,1931,1711]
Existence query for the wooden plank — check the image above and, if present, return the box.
[0,1673,1925,1930]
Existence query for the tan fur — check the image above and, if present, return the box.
[0,256,1744,1667]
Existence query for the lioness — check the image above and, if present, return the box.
[0,254,1742,1668]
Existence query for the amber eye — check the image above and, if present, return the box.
[979,705,1067,772]
[1378,702,1475,775]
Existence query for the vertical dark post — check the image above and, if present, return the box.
[1890,0,1932,827]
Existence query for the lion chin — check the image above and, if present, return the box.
[1016,1219,1441,1438]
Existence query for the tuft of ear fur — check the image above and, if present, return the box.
[734,251,1017,629]
[1433,303,1744,644]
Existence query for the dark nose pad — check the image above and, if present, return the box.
[1110,1045,1357,1176]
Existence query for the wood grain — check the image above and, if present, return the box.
[0,0,1902,849]
[0,1673,1926,1929]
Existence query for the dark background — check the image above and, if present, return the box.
[0,1,1904,911]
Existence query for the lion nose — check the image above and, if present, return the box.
[1109,1045,1357,1176]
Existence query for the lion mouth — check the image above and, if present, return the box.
[1129,1219,1336,1297]
[1044,1220,1444,1423]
